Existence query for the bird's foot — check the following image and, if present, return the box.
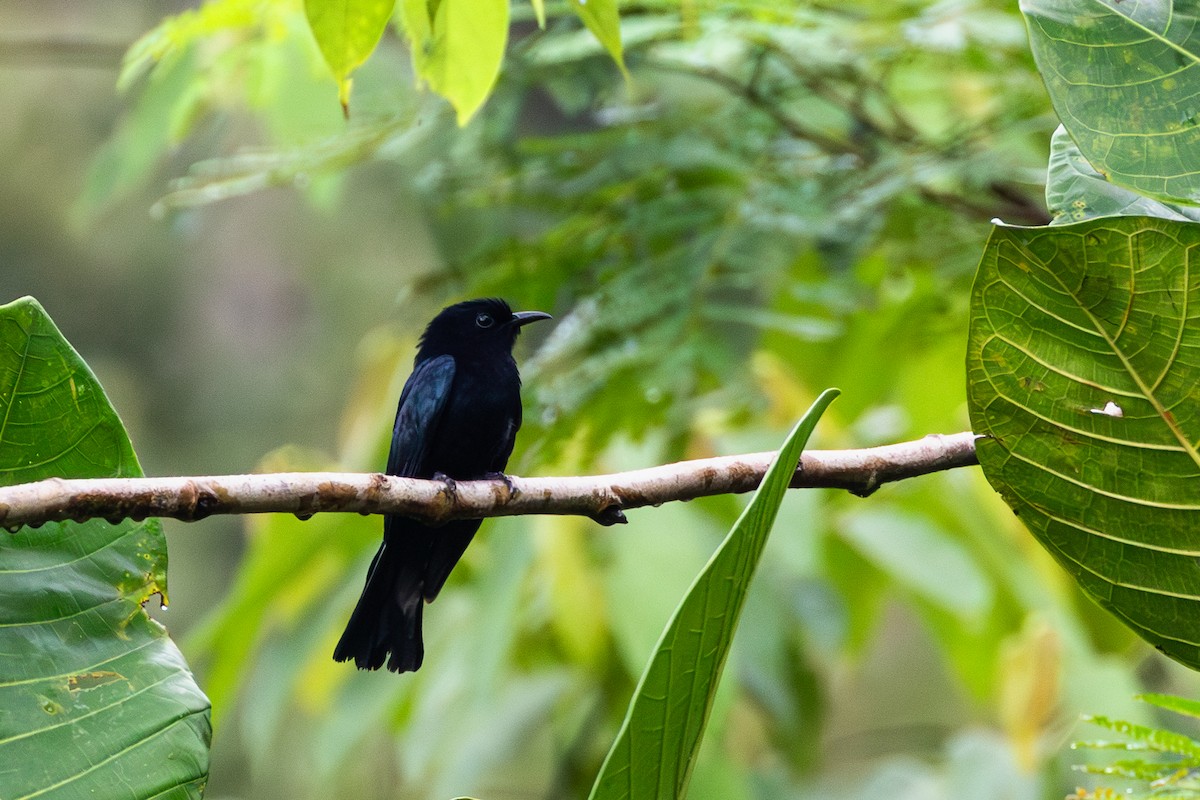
[590,505,628,526]
[431,471,459,504]
[482,471,518,499]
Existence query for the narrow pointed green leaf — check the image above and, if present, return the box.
[0,296,211,799]
[568,0,625,74]
[589,388,839,800]
[304,0,397,114]
[530,0,546,30]
[1138,693,1200,721]
[1077,757,1199,781]
[966,218,1200,670]
[1022,0,1200,205]
[398,0,509,125]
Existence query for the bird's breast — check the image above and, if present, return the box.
[425,362,522,478]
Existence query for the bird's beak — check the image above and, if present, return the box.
[510,310,553,327]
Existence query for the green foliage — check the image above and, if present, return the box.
[837,508,992,621]
[1022,0,1200,205]
[566,0,624,75]
[1046,126,1200,225]
[186,331,411,721]
[422,3,1048,464]
[58,0,1195,798]
[83,0,349,222]
[133,0,627,125]
[89,1,1052,473]
[1073,693,1200,798]
[397,0,510,124]
[358,0,622,122]
[0,298,210,799]
[305,0,397,113]
[590,390,837,800]
[967,218,1200,670]
[117,0,263,91]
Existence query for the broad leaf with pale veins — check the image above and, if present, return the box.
[1023,0,1200,205]
[0,297,211,800]
[967,218,1200,669]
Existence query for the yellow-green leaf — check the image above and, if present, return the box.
[398,0,509,125]
[304,0,397,114]
[569,0,625,74]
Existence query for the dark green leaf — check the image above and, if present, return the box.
[1046,126,1200,225]
[589,389,839,800]
[0,297,211,799]
[966,218,1200,670]
[1022,0,1200,205]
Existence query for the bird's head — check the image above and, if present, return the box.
[416,298,552,362]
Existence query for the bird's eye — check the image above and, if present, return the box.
[475,313,494,329]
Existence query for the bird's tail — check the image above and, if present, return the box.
[333,542,424,673]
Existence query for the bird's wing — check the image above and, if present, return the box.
[386,354,456,477]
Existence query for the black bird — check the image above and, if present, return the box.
[334,298,551,673]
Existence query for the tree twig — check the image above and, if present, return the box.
[0,433,979,530]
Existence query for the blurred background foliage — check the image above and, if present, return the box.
[3,0,1198,798]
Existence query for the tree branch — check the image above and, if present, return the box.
[0,433,979,530]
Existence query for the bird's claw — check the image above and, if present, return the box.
[591,505,628,526]
[431,471,459,503]
[482,471,518,499]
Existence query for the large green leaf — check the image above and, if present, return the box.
[1022,0,1200,205]
[0,297,211,799]
[966,218,1200,670]
[304,0,397,113]
[1046,125,1200,226]
[589,389,839,800]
